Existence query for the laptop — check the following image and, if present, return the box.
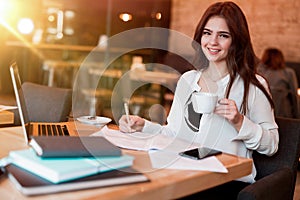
[9,62,78,144]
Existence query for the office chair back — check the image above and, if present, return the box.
[14,82,72,125]
[254,117,300,177]
[240,117,300,200]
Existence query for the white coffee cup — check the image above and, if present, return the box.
[191,92,218,113]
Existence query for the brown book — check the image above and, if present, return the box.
[29,136,122,157]
[5,164,149,196]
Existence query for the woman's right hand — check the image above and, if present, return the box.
[118,115,145,133]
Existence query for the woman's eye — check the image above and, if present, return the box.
[219,34,230,38]
[203,31,211,35]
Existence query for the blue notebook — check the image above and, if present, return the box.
[6,149,134,183]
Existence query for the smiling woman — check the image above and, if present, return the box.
[118,1,279,199]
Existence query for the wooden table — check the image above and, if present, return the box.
[6,41,132,53]
[0,111,14,125]
[0,126,252,200]
[129,70,180,92]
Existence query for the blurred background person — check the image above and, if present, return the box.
[258,48,299,118]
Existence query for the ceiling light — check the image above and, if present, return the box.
[156,12,162,20]
[17,18,34,34]
[119,13,132,22]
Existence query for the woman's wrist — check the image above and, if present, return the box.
[235,114,244,132]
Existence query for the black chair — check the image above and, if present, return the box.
[238,117,300,200]
[13,82,72,125]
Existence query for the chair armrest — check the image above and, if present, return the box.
[237,168,294,200]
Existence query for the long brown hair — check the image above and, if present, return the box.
[192,1,274,114]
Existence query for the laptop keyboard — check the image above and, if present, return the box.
[36,124,70,136]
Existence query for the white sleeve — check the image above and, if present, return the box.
[142,92,183,137]
[142,72,194,137]
[233,117,278,156]
[232,78,279,156]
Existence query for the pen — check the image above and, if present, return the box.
[124,102,131,126]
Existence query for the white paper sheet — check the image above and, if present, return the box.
[91,126,198,152]
[92,126,228,173]
[149,150,228,173]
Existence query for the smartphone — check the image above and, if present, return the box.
[179,147,222,160]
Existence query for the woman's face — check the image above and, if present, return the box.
[201,16,232,64]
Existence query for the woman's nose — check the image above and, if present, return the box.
[209,34,218,45]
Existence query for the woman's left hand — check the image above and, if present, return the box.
[214,98,244,131]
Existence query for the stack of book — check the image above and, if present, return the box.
[3,136,149,196]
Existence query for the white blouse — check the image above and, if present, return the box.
[142,69,279,183]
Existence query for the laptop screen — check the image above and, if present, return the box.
[9,62,31,144]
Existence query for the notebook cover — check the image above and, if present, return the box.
[29,136,122,157]
[5,164,149,196]
[8,149,134,183]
